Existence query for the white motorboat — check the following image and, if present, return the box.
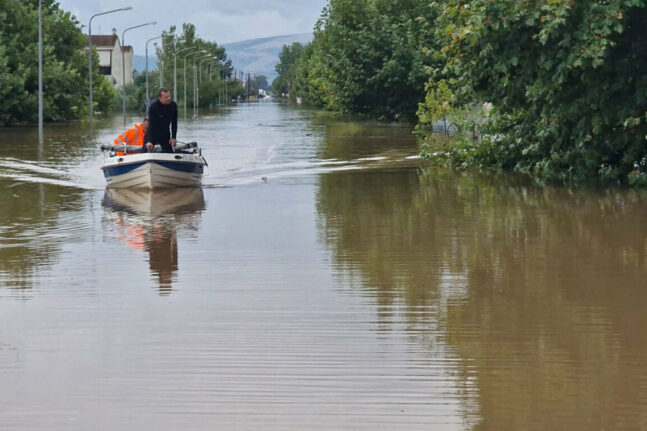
[100,142,207,189]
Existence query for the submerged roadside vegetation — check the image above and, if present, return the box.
[275,0,647,186]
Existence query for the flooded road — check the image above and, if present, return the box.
[1,101,646,430]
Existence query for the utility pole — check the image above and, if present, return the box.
[145,35,162,107]
[38,0,43,143]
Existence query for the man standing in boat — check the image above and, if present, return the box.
[144,88,177,153]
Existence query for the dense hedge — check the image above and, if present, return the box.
[418,0,647,185]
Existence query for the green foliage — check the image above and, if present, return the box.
[227,79,246,101]
[198,78,228,106]
[416,79,454,131]
[0,0,100,125]
[417,0,647,185]
[272,42,305,99]
[288,0,436,121]
[93,74,117,113]
[154,23,233,110]
[252,75,269,92]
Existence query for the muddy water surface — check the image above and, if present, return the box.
[1,101,646,430]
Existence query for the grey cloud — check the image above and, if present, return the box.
[59,0,325,49]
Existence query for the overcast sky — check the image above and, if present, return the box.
[57,0,327,53]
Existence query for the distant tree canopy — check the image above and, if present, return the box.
[155,23,233,109]
[272,0,434,121]
[253,75,269,92]
[0,0,114,125]
[272,43,305,98]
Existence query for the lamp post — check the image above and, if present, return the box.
[122,21,156,125]
[206,61,219,81]
[38,0,43,143]
[206,61,220,106]
[157,41,175,89]
[88,6,132,128]
[195,56,216,117]
[145,35,161,108]
[174,46,195,101]
[184,50,205,120]
[199,56,215,83]
[194,54,212,118]
[223,69,228,106]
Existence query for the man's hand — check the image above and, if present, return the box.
[146,142,153,152]
[170,138,177,147]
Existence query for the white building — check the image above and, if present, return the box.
[87,29,133,87]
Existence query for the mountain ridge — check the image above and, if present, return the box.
[134,33,313,82]
[223,33,313,82]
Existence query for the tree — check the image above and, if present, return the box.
[273,42,305,99]
[154,23,233,110]
[418,0,647,185]
[253,75,269,91]
[289,0,435,121]
[0,0,112,125]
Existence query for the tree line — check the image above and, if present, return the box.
[0,0,114,126]
[274,0,647,185]
[0,1,256,125]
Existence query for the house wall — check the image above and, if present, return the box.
[89,37,131,88]
[111,43,124,87]
[124,50,134,86]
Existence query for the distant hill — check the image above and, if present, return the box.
[133,33,314,81]
[223,33,313,82]
[133,55,156,73]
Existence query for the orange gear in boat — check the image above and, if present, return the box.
[114,120,149,155]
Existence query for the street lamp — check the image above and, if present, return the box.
[175,46,195,103]
[199,56,216,83]
[145,35,161,107]
[122,21,156,125]
[38,0,43,142]
[195,56,216,117]
[157,41,175,89]
[205,61,221,106]
[88,6,132,128]
[194,54,213,118]
[184,50,205,120]
[206,61,219,80]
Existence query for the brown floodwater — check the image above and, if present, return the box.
[0,101,646,430]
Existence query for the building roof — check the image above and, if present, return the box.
[122,46,133,53]
[88,35,118,47]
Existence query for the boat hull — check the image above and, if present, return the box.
[101,153,204,189]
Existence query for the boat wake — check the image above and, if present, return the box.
[204,152,420,187]
[0,157,103,190]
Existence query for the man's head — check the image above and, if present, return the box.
[142,118,150,132]
[158,88,171,105]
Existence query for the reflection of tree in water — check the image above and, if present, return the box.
[316,166,647,430]
[0,181,88,292]
[103,188,204,295]
[317,120,418,161]
[0,124,124,292]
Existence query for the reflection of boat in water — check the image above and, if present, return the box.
[102,188,205,294]
[103,187,205,218]
[100,142,207,189]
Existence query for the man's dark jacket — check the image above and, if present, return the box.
[145,99,177,152]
